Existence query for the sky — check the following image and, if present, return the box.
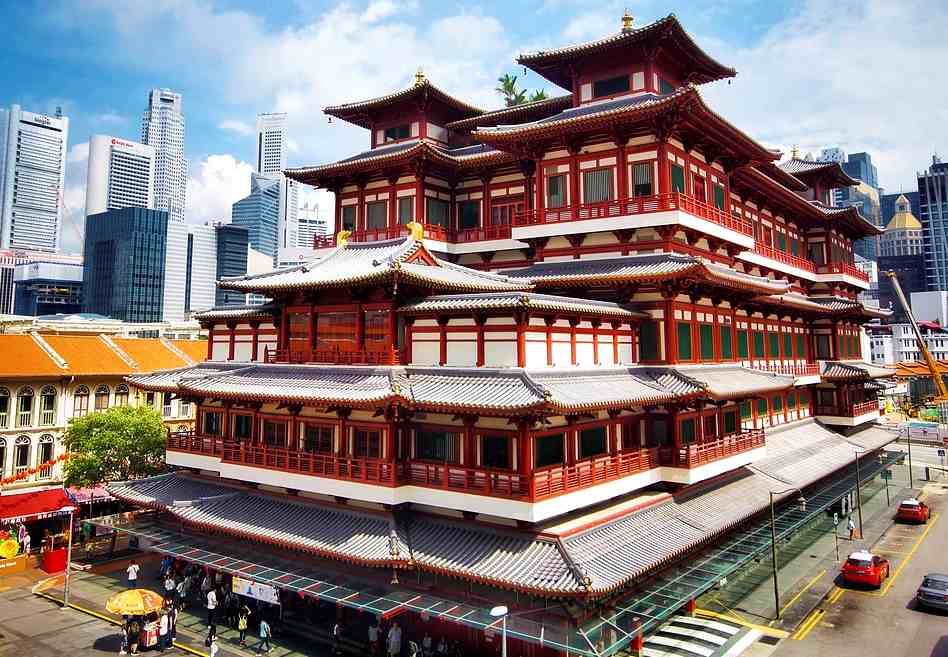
[1,0,946,254]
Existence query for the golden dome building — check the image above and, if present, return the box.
[880,193,923,256]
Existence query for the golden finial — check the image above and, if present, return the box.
[405,221,425,242]
[415,67,426,85]
[621,9,634,32]
[791,144,799,159]
[336,230,351,247]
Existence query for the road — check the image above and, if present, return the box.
[772,479,948,657]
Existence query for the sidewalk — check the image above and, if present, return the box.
[697,461,917,633]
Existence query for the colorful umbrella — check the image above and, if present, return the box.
[105,589,165,615]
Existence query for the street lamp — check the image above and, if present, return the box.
[60,505,78,609]
[854,449,866,538]
[769,489,806,620]
[490,605,509,657]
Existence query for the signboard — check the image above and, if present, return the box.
[232,576,280,605]
[881,469,892,480]
[938,449,945,457]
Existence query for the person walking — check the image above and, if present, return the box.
[387,622,402,657]
[368,622,380,657]
[175,577,188,610]
[206,587,218,627]
[157,608,169,653]
[169,604,178,643]
[256,618,272,655]
[126,559,140,588]
[848,516,856,540]
[332,619,343,655]
[209,636,220,657]
[164,574,176,605]
[127,617,141,655]
[119,616,129,655]
[237,605,250,647]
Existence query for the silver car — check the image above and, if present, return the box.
[916,574,948,611]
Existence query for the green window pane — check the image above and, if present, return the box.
[738,330,749,358]
[740,401,752,419]
[788,393,797,409]
[758,398,768,414]
[699,324,714,360]
[535,434,564,468]
[639,321,659,361]
[796,334,805,357]
[670,164,685,194]
[783,334,793,358]
[753,331,765,358]
[723,410,737,434]
[772,395,783,412]
[777,233,787,252]
[720,325,733,359]
[680,418,695,444]
[799,391,809,405]
[579,426,607,458]
[790,240,799,256]
[768,333,779,358]
[713,185,726,211]
[677,322,693,360]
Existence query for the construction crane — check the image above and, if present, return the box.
[885,270,948,402]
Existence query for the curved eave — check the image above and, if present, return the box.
[756,162,808,192]
[219,268,392,293]
[445,95,574,131]
[819,205,884,237]
[733,168,826,222]
[322,80,482,129]
[517,14,736,89]
[176,384,401,408]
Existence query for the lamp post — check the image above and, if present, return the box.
[490,605,509,657]
[906,428,914,488]
[854,449,865,537]
[769,489,806,620]
[60,505,78,608]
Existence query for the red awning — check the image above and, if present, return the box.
[0,488,73,524]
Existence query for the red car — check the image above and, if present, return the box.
[841,551,890,588]
[896,498,930,523]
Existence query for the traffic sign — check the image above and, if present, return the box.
[833,512,839,527]
[938,449,945,457]
[881,469,892,480]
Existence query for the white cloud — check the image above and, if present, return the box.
[67,142,89,163]
[701,0,948,190]
[218,119,254,136]
[185,154,254,225]
[95,111,126,124]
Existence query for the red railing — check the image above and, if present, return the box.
[223,444,396,484]
[532,448,659,501]
[167,431,222,456]
[817,262,870,283]
[347,223,452,244]
[398,462,529,498]
[815,400,880,417]
[513,192,753,236]
[264,348,399,365]
[661,430,765,468]
[753,362,820,377]
[752,241,817,273]
[452,224,512,242]
[313,235,336,249]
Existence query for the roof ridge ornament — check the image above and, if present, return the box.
[336,230,351,247]
[621,9,634,33]
[405,221,425,241]
[415,67,426,85]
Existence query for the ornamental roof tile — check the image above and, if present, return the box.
[323,79,481,128]
[192,304,279,322]
[397,292,647,319]
[777,158,860,187]
[821,360,896,381]
[811,202,883,236]
[674,366,794,399]
[444,95,574,131]
[125,362,249,393]
[219,237,530,295]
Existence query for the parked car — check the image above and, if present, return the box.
[896,498,931,524]
[916,574,948,611]
[841,551,890,588]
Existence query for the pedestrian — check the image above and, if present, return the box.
[205,623,217,648]
[848,516,856,540]
[237,604,250,647]
[387,622,402,657]
[422,632,433,657]
[368,621,380,657]
[436,636,447,657]
[332,619,343,655]
[224,589,237,628]
[164,574,176,604]
[119,616,129,655]
[158,608,169,652]
[128,617,141,655]
[209,636,220,657]
[126,559,140,588]
[256,617,272,654]
[206,587,217,627]
[169,604,178,642]
[21,532,30,556]
[175,577,188,609]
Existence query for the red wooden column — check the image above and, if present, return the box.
[413,162,426,223]
[357,182,367,232]
[569,318,578,365]
[525,160,539,213]
[545,317,555,366]
[438,316,449,366]
[611,321,621,365]
[385,420,395,463]
[403,317,414,365]
[518,421,533,499]
[474,315,486,367]
[227,322,236,361]
[831,322,840,360]
[591,320,600,365]
[567,142,580,214]
[481,174,492,233]
[463,416,477,467]
[354,302,364,352]
[250,322,259,362]
[614,134,628,201]
[664,298,677,363]
[206,326,214,360]
[657,141,671,195]
[516,312,528,368]
[387,175,398,228]
[337,410,350,459]
[566,417,577,466]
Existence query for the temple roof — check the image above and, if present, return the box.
[517,14,736,89]
[505,252,790,295]
[444,95,573,132]
[124,362,249,393]
[192,304,279,322]
[778,157,859,188]
[397,292,647,319]
[323,78,481,129]
[218,237,530,295]
[674,366,793,400]
[820,360,895,381]
[812,202,884,236]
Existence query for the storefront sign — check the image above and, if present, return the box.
[232,576,280,605]
[0,554,28,576]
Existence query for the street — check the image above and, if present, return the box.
[772,479,948,657]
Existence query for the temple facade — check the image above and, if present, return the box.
[112,14,896,657]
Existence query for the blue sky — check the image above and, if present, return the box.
[1,0,944,252]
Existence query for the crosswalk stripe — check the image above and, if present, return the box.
[658,626,729,646]
[670,616,741,636]
[646,634,715,657]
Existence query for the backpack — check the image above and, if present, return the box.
[238,615,248,631]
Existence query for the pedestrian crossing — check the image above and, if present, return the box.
[641,615,757,657]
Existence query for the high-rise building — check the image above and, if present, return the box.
[819,147,846,164]
[215,224,250,306]
[162,222,218,322]
[842,152,878,190]
[918,156,948,291]
[255,113,288,175]
[232,173,281,260]
[0,249,28,313]
[82,208,168,322]
[141,89,186,223]
[85,135,156,216]
[881,191,919,226]
[0,105,69,252]
[296,202,329,248]
[13,260,83,316]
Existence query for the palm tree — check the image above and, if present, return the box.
[496,74,527,107]
[529,89,549,102]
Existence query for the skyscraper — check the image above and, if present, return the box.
[141,89,186,223]
[215,224,250,306]
[918,156,948,291]
[85,135,156,216]
[0,105,69,252]
[842,152,878,190]
[255,113,287,175]
[878,194,925,321]
[232,173,282,260]
[296,202,329,248]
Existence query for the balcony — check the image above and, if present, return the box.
[40,410,55,426]
[345,224,453,244]
[815,399,880,418]
[224,443,396,485]
[660,430,766,468]
[514,193,753,237]
[817,262,870,283]
[263,348,400,366]
[752,362,820,377]
[398,462,529,498]
[530,448,659,501]
[751,241,816,273]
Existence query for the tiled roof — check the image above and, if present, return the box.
[754,293,835,313]
[444,95,574,131]
[821,361,896,381]
[192,304,279,322]
[323,79,481,128]
[397,292,647,318]
[169,340,208,364]
[811,202,884,236]
[125,362,248,393]
[675,366,794,399]
[0,334,69,377]
[505,253,789,295]
[219,237,530,295]
[778,158,859,188]
[42,335,133,375]
[517,14,736,89]
[111,338,193,373]
[530,368,700,409]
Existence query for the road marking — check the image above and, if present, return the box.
[694,609,789,639]
[777,569,826,619]
[845,512,940,598]
[826,587,845,604]
[792,608,825,641]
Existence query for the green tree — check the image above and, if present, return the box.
[496,73,527,107]
[62,405,168,488]
[528,90,549,102]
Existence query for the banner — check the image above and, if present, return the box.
[232,576,280,605]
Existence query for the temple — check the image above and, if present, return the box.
[108,13,896,657]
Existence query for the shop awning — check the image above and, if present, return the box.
[67,486,115,505]
[0,487,73,524]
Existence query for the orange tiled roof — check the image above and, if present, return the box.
[170,339,207,364]
[112,338,189,372]
[41,335,135,376]
[0,334,69,377]
[893,360,948,378]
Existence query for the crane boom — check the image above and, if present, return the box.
[885,270,948,400]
